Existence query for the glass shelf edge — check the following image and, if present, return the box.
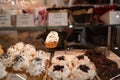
[0,24,120,31]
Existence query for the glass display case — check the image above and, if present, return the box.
[0,1,120,80]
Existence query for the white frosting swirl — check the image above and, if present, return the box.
[45,31,59,43]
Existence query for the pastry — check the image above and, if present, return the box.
[48,63,71,80]
[49,53,97,80]
[0,42,50,80]
[45,31,59,48]
[12,55,29,71]
[85,49,119,80]
[72,54,90,66]
[27,57,46,76]
[71,62,97,80]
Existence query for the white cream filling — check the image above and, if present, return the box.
[45,31,59,43]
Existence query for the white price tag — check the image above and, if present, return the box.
[7,73,27,80]
[0,14,11,27]
[48,13,68,26]
[17,14,35,27]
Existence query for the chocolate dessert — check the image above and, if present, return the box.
[85,49,120,80]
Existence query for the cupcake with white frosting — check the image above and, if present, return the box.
[48,63,71,80]
[72,54,90,66]
[71,62,97,80]
[12,55,29,71]
[45,31,59,48]
[27,57,46,76]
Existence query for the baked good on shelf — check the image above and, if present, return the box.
[12,55,29,71]
[49,51,98,80]
[71,62,97,80]
[85,49,119,80]
[0,42,50,80]
[48,63,71,80]
[71,54,90,66]
[27,57,46,76]
[45,31,59,48]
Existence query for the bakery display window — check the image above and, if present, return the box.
[0,0,120,80]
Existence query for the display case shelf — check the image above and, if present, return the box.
[0,24,120,31]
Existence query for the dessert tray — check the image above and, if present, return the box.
[1,49,120,80]
[51,50,120,80]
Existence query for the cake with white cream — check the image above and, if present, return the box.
[45,31,59,48]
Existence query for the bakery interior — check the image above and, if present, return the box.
[0,0,120,80]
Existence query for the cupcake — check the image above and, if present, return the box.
[45,31,59,48]
[27,57,46,76]
[71,62,97,80]
[12,55,29,71]
[3,42,50,80]
[72,54,90,66]
[27,55,49,80]
[48,63,71,80]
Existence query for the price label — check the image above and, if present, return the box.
[17,14,35,27]
[0,14,11,27]
[48,13,68,26]
[7,73,27,80]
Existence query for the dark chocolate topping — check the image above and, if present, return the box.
[13,55,24,63]
[57,56,65,61]
[77,55,84,60]
[34,58,42,61]
[53,65,64,72]
[78,65,90,73]
[0,53,10,59]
